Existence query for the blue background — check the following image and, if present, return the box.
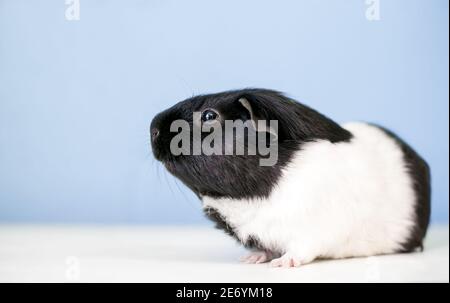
[0,0,448,224]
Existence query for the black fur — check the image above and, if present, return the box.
[151,88,353,250]
[371,124,431,252]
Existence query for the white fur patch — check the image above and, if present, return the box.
[202,122,417,262]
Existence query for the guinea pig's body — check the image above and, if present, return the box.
[151,89,430,267]
[203,122,430,266]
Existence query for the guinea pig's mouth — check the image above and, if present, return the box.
[163,161,176,173]
[150,142,172,163]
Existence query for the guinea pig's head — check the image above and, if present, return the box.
[150,88,352,200]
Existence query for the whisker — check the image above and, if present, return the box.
[162,167,176,196]
[173,177,199,211]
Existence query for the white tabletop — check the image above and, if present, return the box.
[0,224,448,283]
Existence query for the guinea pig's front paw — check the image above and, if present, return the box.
[269,253,315,268]
[239,251,274,264]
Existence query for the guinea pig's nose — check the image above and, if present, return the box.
[151,128,160,142]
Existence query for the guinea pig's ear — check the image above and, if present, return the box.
[238,89,354,144]
[237,90,300,142]
[238,97,278,140]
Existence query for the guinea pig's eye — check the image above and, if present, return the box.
[201,109,218,122]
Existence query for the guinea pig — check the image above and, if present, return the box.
[150,88,431,267]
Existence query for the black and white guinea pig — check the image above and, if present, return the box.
[150,88,431,267]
